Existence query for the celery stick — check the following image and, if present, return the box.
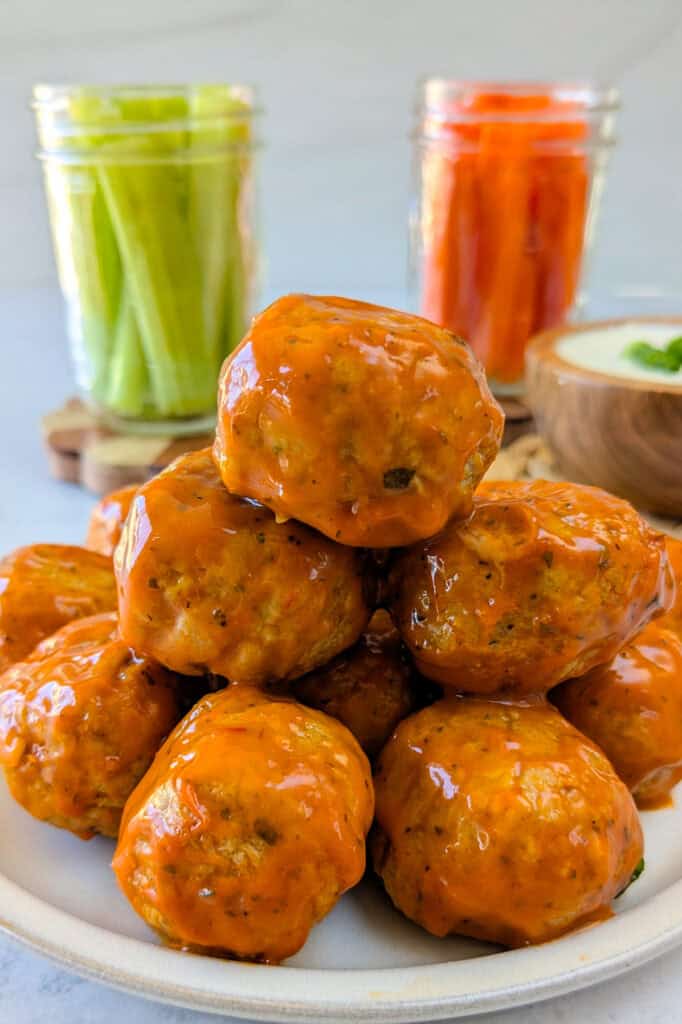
[106,285,150,416]
[219,152,252,357]
[79,89,216,417]
[96,139,212,416]
[190,85,252,374]
[44,160,122,403]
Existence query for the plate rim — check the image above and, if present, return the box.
[2,868,682,1022]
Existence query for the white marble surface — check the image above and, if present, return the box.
[2,283,682,1021]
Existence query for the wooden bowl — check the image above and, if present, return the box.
[525,317,682,517]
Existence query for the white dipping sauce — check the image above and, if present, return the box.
[556,321,682,387]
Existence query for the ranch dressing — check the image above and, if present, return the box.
[557,322,682,387]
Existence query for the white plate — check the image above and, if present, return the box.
[1,775,681,1023]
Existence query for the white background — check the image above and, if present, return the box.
[1,0,681,299]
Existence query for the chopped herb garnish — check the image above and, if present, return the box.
[624,337,682,373]
[616,857,645,898]
[255,820,279,846]
[668,336,682,362]
[631,856,645,882]
[383,467,416,490]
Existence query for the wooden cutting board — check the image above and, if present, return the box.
[41,399,214,496]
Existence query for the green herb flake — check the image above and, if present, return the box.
[666,336,682,365]
[616,857,645,898]
[383,467,416,490]
[624,338,682,374]
[255,819,280,846]
[631,857,645,882]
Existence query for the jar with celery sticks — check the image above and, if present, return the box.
[409,80,618,394]
[33,84,260,434]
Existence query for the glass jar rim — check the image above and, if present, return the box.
[416,78,620,121]
[33,81,260,106]
[33,83,262,161]
[32,82,261,133]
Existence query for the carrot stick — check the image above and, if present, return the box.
[471,124,532,379]
[421,148,460,327]
[535,152,588,326]
[417,89,589,385]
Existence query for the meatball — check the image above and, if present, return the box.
[115,448,370,682]
[0,544,117,673]
[291,610,418,757]
[554,622,682,809]
[86,484,138,557]
[214,294,503,547]
[0,613,181,839]
[389,480,671,694]
[113,686,373,962]
[371,697,643,948]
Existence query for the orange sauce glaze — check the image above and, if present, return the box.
[662,537,682,636]
[115,448,371,682]
[113,686,374,963]
[371,696,643,948]
[554,622,682,810]
[214,294,504,548]
[85,484,139,557]
[0,544,117,673]
[0,612,181,838]
[389,480,672,694]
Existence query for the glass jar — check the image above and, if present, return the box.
[34,84,260,434]
[409,80,618,394]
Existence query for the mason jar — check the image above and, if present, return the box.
[409,80,618,394]
[34,83,261,434]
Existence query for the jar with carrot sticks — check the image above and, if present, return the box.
[410,81,618,393]
[34,84,260,434]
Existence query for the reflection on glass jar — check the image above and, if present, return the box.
[34,84,261,435]
[409,80,618,394]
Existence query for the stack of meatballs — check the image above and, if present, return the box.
[1,294,681,963]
